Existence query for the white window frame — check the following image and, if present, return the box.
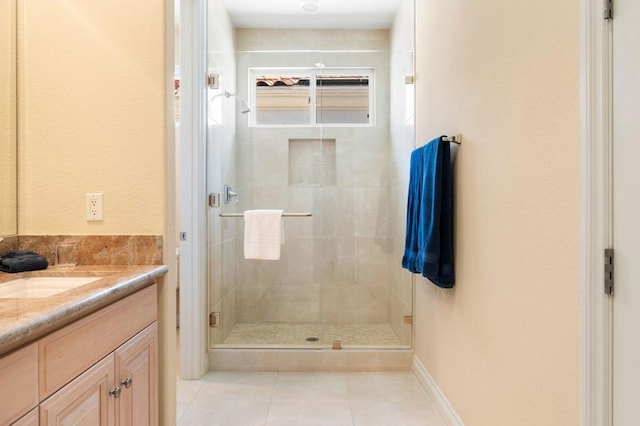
[248,67,375,128]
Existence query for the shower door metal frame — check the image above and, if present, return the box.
[581,0,614,423]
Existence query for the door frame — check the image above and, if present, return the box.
[581,0,613,424]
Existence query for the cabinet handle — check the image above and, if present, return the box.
[109,386,122,398]
[120,377,133,388]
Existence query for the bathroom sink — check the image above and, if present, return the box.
[0,277,102,298]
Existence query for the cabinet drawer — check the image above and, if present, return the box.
[0,343,38,425]
[39,284,157,399]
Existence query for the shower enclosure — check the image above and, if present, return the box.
[206,7,415,350]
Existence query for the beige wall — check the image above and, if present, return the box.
[18,0,166,235]
[0,0,17,236]
[414,0,581,425]
[17,0,176,423]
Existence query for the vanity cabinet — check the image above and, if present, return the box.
[2,283,158,426]
[39,323,157,426]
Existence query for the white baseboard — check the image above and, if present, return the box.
[413,355,464,426]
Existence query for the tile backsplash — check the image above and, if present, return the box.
[0,236,18,254]
[15,235,162,266]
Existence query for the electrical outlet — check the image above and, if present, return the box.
[86,193,104,221]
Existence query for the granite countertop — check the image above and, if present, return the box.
[0,265,168,356]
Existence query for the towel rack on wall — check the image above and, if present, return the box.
[219,213,312,218]
[442,134,462,144]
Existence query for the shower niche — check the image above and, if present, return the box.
[289,139,336,187]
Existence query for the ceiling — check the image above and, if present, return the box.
[219,0,404,29]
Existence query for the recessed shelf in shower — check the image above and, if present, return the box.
[288,139,336,187]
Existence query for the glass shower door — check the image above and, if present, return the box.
[208,43,414,350]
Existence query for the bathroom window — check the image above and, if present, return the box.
[249,68,374,127]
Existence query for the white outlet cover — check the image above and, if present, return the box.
[86,193,104,221]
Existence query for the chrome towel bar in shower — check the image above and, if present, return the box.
[219,213,312,218]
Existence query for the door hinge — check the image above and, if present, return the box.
[208,192,220,208]
[604,248,614,295]
[207,73,219,89]
[209,312,220,328]
[604,0,613,20]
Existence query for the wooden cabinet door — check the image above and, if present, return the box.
[39,354,116,426]
[11,408,38,426]
[0,343,38,425]
[115,323,158,426]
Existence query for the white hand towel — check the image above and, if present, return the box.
[243,209,284,260]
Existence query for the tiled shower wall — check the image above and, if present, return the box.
[231,29,404,331]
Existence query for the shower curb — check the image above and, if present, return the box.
[208,348,413,371]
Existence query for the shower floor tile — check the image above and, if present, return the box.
[217,322,406,347]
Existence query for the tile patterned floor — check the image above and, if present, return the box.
[177,371,446,426]
[218,323,405,347]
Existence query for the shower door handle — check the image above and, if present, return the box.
[223,184,239,204]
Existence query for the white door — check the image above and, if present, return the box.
[612,0,640,424]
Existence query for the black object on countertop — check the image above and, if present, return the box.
[0,250,49,273]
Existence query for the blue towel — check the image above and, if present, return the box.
[402,136,454,288]
[401,145,424,272]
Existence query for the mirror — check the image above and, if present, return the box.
[0,0,18,236]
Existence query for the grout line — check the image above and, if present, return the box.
[262,371,280,426]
